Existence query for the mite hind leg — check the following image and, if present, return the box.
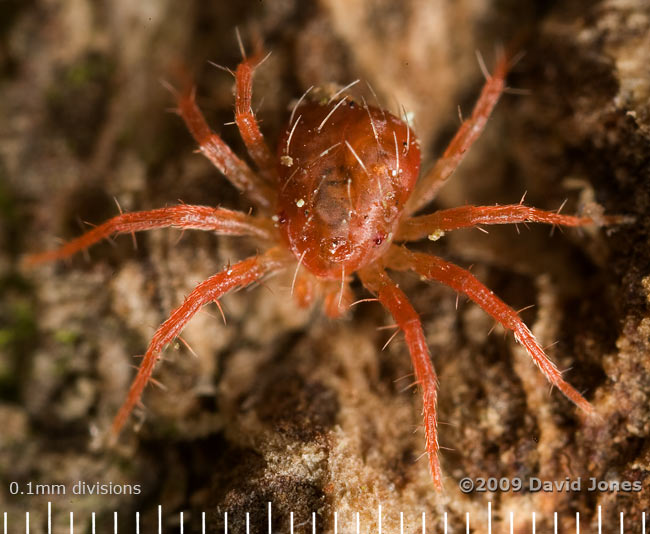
[359,263,443,489]
[386,245,594,416]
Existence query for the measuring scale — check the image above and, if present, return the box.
[2,501,647,533]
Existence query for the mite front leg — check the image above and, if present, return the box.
[359,264,443,489]
[405,53,509,215]
[111,247,289,436]
[25,205,275,265]
[396,204,624,241]
[177,87,275,210]
[387,245,594,416]
[235,56,276,183]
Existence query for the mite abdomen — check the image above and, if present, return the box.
[276,99,420,278]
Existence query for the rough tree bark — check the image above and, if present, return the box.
[0,0,648,532]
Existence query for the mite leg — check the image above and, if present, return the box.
[177,86,275,210]
[25,204,275,265]
[359,264,443,489]
[111,247,289,436]
[396,204,624,241]
[387,245,594,415]
[323,282,354,318]
[235,56,276,183]
[405,53,509,215]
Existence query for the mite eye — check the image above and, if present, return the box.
[374,234,385,246]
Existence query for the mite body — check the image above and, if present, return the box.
[277,100,419,278]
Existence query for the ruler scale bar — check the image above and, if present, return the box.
[4,502,649,534]
[488,501,492,534]
[620,511,624,534]
[599,506,602,534]
[532,512,536,534]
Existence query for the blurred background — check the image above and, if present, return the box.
[0,0,648,532]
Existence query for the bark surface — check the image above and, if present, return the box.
[1,0,648,531]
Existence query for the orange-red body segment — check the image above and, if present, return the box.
[276,101,420,278]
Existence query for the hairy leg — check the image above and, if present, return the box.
[111,247,289,436]
[396,204,622,241]
[25,204,275,265]
[386,245,594,415]
[359,263,442,489]
[405,54,508,216]
[235,56,276,183]
[177,87,275,210]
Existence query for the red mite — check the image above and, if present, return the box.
[27,49,622,489]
